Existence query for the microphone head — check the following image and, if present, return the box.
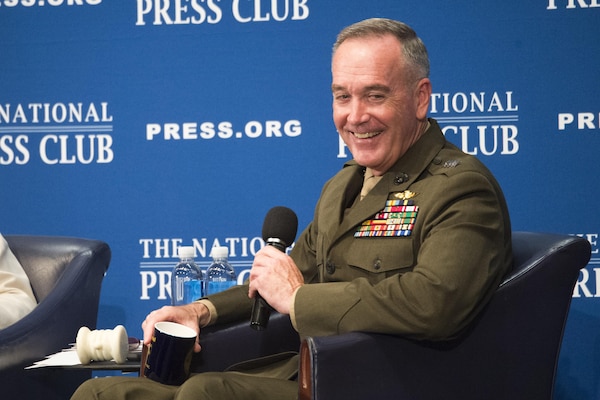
[262,206,298,247]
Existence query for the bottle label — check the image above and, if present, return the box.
[207,281,236,296]
[184,280,203,303]
[172,278,203,305]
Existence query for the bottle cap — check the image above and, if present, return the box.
[210,246,229,259]
[178,246,196,259]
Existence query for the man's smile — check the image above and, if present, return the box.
[350,130,383,139]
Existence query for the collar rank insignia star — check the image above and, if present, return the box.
[355,197,419,238]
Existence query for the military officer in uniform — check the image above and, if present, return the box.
[72,17,511,400]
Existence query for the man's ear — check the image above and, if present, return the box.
[415,78,432,120]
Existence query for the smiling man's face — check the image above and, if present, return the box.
[331,34,431,175]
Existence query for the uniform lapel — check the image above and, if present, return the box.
[317,161,363,242]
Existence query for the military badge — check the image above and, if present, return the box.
[355,198,419,238]
[393,190,417,200]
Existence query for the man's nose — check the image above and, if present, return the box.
[347,100,370,125]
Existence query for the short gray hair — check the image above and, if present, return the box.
[333,18,430,80]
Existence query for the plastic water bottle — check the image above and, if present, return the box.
[205,246,236,295]
[171,246,203,305]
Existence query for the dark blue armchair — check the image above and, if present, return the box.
[190,232,591,400]
[0,235,111,400]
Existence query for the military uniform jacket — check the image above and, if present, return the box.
[209,119,512,342]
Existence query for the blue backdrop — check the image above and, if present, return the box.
[1,1,599,397]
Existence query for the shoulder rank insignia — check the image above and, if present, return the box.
[355,198,419,238]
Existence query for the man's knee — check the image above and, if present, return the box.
[175,372,297,400]
[71,377,177,400]
[176,372,230,398]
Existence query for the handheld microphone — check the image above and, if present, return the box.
[250,206,298,331]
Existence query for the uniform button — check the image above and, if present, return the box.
[433,157,442,165]
[373,260,382,270]
[326,262,336,275]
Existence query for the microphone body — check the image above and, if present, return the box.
[250,207,298,331]
[249,286,273,331]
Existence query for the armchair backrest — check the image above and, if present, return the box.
[449,231,591,398]
[299,232,591,399]
[7,235,102,303]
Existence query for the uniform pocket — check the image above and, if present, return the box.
[345,237,415,276]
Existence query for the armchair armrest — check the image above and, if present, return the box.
[191,312,300,373]
[299,332,443,400]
